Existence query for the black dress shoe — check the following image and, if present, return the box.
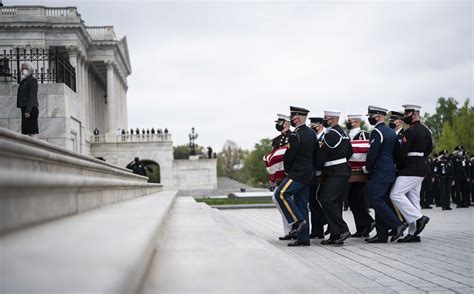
[423,206,433,209]
[365,236,387,243]
[279,234,297,240]
[414,216,430,236]
[390,223,409,242]
[335,231,351,243]
[310,233,325,239]
[351,232,365,238]
[360,222,376,237]
[397,234,421,243]
[288,240,310,247]
[289,220,308,236]
[442,207,452,210]
[320,239,336,245]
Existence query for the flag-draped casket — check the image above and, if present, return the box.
[263,146,288,183]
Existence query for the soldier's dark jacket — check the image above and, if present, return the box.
[352,129,370,140]
[315,125,353,177]
[434,158,453,177]
[272,130,291,150]
[452,156,469,178]
[283,124,317,184]
[396,121,433,177]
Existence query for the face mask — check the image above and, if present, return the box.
[388,122,396,129]
[345,122,353,130]
[275,123,284,132]
[290,119,296,128]
[322,120,329,128]
[368,117,377,126]
[22,69,29,76]
[403,112,413,124]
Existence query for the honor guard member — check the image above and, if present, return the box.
[435,150,453,210]
[315,110,352,245]
[389,111,405,141]
[271,113,294,241]
[308,117,328,239]
[347,114,370,140]
[345,114,375,237]
[274,106,317,246]
[390,104,432,242]
[362,106,408,243]
[420,156,434,209]
[452,145,470,207]
[272,114,291,150]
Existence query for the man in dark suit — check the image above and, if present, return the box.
[390,104,432,242]
[274,106,317,246]
[315,110,353,245]
[363,106,408,243]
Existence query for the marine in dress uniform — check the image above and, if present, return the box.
[420,156,434,209]
[315,110,353,245]
[308,117,328,239]
[435,150,453,210]
[389,104,432,242]
[270,114,295,240]
[274,106,317,246]
[345,114,375,237]
[452,145,470,208]
[362,106,408,243]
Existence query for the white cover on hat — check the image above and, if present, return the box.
[402,104,422,111]
[347,114,363,120]
[324,110,341,117]
[366,105,388,115]
[276,113,290,121]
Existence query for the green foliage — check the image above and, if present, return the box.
[435,98,473,153]
[423,97,459,139]
[216,140,246,179]
[173,144,205,159]
[240,138,273,187]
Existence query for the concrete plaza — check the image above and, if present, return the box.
[143,197,474,293]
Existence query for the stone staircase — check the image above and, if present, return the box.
[140,197,358,293]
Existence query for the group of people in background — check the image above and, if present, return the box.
[266,104,465,247]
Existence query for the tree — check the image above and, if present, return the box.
[240,138,273,187]
[173,144,204,159]
[217,140,246,179]
[435,99,473,153]
[423,97,459,139]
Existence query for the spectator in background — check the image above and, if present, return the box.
[17,62,39,138]
[207,146,213,159]
[129,157,146,176]
[93,128,99,142]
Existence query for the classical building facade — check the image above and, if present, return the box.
[0,5,130,153]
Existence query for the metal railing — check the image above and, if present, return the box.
[91,133,172,144]
[0,48,76,92]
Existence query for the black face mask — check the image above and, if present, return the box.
[345,122,353,130]
[275,123,284,132]
[388,122,396,129]
[290,119,296,128]
[403,112,413,124]
[322,120,329,128]
[368,117,377,126]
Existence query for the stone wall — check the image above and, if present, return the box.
[0,83,89,154]
[172,159,218,192]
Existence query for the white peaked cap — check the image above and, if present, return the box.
[324,110,341,117]
[276,113,290,122]
[402,104,422,111]
[347,114,363,120]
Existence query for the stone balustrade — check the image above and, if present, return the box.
[91,133,172,144]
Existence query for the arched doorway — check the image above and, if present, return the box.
[126,159,161,183]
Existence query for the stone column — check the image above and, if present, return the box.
[106,61,116,138]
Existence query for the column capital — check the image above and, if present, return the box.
[105,61,115,69]
[67,45,80,57]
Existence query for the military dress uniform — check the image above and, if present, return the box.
[346,115,374,237]
[315,111,353,244]
[308,117,328,239]
[272,130,291,150]
[274,106,317,246]
[363,106,406,243]
[435,153,453,210]
[420,157,434,209]
[452,146,470,208]
[390,104,432,238]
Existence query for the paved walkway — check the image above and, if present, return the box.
[142,197,474,293]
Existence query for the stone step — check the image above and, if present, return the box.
[0,190,177,293]
[141,198,357,293]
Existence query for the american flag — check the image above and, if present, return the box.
[349,140,370,170]
[263,146,288,183]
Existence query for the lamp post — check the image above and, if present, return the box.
[188,127,198,156]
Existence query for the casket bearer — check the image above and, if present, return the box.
[389,104,432,242]
[272,114,292,151]
[273,106,317,246]
[315,110,352,245]
[345,114,375,237]
[363,106,408,243]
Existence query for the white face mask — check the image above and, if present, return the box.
[22,69,29,76]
